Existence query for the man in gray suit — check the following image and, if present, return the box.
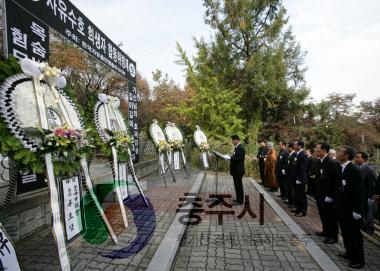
[355,151,378,235]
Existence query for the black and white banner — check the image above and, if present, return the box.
[60,175,83,243]
[0,224,21,271]
[4,0,49,62]
[8,0,136,83]
[128,81,139,163]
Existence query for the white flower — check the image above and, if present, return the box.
[98,93,108,103]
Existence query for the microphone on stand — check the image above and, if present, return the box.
[211,143,231,161]
[214,142,229,148]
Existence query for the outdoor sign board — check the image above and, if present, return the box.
[4,0,49,62]
[3,0,139,161]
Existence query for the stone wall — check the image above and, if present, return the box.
[0,158,158,242]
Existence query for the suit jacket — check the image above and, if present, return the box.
[286,151,297,183]
[335,162,363,216]
[307,156,319,180]
[257,146,268,165]
[293,150,309,184]
[230,144,245,176]
[276,149,289,177]
[316,156,339,199]
[360,164,378,200]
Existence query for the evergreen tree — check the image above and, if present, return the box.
[177,0,309,141]
[175,43,244,141]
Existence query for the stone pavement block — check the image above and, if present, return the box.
[261,260,281,267]
[110,256,132,266]
[214,257,226,269]
[43,264,61,271]
[225,263,244,270]
[191,251,207,257]
[225,253,241,259]
[103,264,117,271]
[189,256,207,263]
[224,248,240,254]
[188,260,206,268]
[263,267,283,271]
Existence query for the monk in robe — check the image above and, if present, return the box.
[264,142,279,191]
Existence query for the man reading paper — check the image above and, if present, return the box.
[230,135,246,205]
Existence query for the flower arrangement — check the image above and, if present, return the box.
[199,142,210,152]
[39,62,61,77]
[169,139,185,151]
[105,129,133,150]
[39,124,93,156]
[30,124,94,176]
[158,140,171,152]
[103,129,133,162]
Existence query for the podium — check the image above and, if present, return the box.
[209,150,230,200]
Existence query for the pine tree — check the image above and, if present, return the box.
[177,0,309,141]
[174,43,244,141]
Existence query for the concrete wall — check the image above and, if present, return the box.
[0,158,158,242]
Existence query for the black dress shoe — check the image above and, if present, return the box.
[323,238,338,244]
[338,252,350,260]
[294,212,306,217]
[288,204,296,208]
[349,262,364,269]
[315,231,325,237]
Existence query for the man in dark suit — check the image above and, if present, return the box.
[306,148,318,197]
[286,141,297,208]
[293,140,309,217]
[257,140,267,186]
[355,151,378,235]
[336,147,364,269]
[276,140,289,200]
[230,135,245,205]
[376,174,380,222]
[315,143,339,244]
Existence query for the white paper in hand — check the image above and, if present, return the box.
[223,154,231,161]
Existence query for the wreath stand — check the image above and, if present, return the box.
[157,151,177,187]
[95,95,148,222]
[171,149,191,180]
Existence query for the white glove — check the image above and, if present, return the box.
[296,180,301,185]
[324,197,333,203]
[281,169,286,175]
[352,212,361,220]
[368,198,375,205]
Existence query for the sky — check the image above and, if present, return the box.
[71,0,380,102]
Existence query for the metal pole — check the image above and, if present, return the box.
[1,0,9,58]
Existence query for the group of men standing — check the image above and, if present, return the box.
[257,140,379,269]
[258,140,309,217]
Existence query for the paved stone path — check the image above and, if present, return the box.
[14,169,200,271]
[172,173,322,271]
[12,170,380,271]
[266,187,380,271]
